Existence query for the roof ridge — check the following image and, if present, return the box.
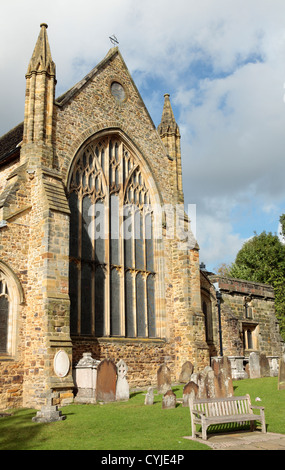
[55,47,119,107]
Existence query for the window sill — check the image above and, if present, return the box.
[71,335,166,344]
[0,355,15,361]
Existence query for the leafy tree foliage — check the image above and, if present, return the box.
[280,214,285,239]
[229,228,285,340]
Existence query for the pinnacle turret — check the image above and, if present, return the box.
[157,93,180,138]
[26,23,56,77]
[22,23,56,165]
[157,94,183,203]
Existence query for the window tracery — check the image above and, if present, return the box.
[68,135,156,338]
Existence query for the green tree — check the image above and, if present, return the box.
[229,230,285,340]
[280,214,285,239]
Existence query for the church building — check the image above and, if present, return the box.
[0,24,283,410]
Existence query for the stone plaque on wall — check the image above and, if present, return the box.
[53,350,70,378]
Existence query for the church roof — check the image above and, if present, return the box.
[0,122,23,165]
[56,47,119,107]
[0,39,157,166]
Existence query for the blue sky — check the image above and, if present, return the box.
[0,0,285,272]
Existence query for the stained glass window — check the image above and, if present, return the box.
[68,135,156,338]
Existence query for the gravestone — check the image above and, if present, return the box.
[269,357,279,377]
[157,364,172,394]
[179,361,194,383]
[278,354,285,390]
[204,368,216,398]
[116,359,129,401]
[144,386,155,405]
[73,352,100,404]
[197,366,212,398]
[96,359,117,402]
[260,353,270,377]
[212,356,234,397]
[32,392,66,423]
[162,390,176,409]
[182,381,199,407]
[249,352,261,379]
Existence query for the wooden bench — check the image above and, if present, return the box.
[189,394,266,440]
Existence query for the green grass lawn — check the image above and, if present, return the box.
[0,377,284,450]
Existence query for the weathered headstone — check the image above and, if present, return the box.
[204,368,216,398]
[249,352,261,379]
[73,352,100,404]
[182,381,199,407]
[260,353,270,377]
[96,358,117,402]
[179,361,194,383]
[212,356,234,397]
[197,366,212,398]
[116,359,129,401]
[162,390,176,409]
[157,364,172,394]
[32,392,66,423]
[144,386,155,405]
[228,356,247,380]
[278,354,285,390]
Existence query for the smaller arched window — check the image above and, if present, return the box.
[0,277,9,354]
[0,263,24,357]
[202,298,213,342]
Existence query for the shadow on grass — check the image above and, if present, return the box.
[0,409,44,450]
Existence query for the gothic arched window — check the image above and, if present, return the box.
[68,135,157,338]
[0,263,23,357]
[0,276,9,354]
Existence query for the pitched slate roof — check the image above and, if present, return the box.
[0,122,23,165]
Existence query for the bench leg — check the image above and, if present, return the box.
[250,420,256,432]
[191,413,196,438]
[201,418,208,440]
[261,411,266,433]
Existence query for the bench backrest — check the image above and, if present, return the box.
[190,394,252,418]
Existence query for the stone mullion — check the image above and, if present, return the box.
[105,142,111,336]
[77,193,83,335]
[142,210,148,338]
[119,142,125,337]
[91,194,96,336]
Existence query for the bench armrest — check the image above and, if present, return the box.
[191,410,206,418]
[251,405,265,411]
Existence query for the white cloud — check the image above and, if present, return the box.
[1,0,285,269]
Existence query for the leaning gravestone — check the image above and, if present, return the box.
[96,359,117,402]
[278,354,285,390]
[179,361,194,383]
[249,352,261,379]
[182,381,199,407]
[157,364,172,394]
[116,359,129,401]
[260,353,270,377]
[162,390,176,409]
